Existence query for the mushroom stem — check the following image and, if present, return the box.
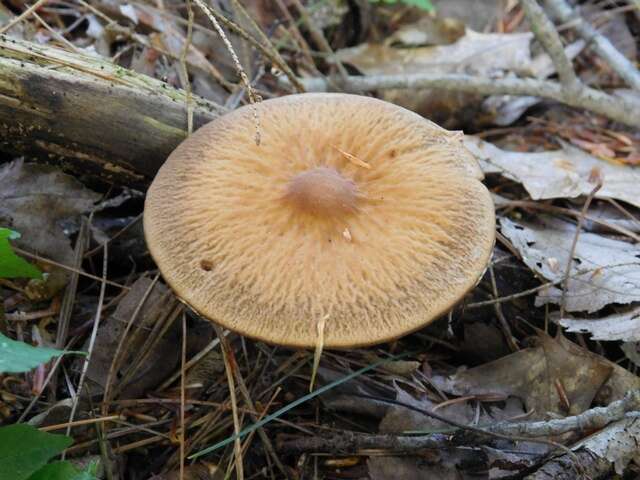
[283,167,358,218]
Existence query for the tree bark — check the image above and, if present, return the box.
[0,34,226,188]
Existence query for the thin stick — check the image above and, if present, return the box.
[40,415,123,432]
[290,73,639,127]
[214,325,244,480]
[489,265,519,352]
[351,393,578,464]
[64,242,108,452]
[14,247,129,290]
[101,274,160,417]
[229,0,302,93]
[559,180,603,321]
[0,0,49,34]
[520,0,578,89]
[191,0,260,146]
[157,335,223,391]
[56,218,88,349]
[289,0,349,81]
[545,0,640,90]
[32,10,81,53]
[469,260,640,309]
[179,0,194,136]
[180,313,187,480]
[18,344,68,422]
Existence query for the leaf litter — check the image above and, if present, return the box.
[1,0,640,478]
[500,216,640,312]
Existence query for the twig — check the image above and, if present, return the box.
[32,10,81,53]
[559,179,602,320]
[56,218,88,349]
[520,0,578,89]
[281,390,640,455]
[229,0,303,94]
[18,342,69,422]
[488,265,519,352]
[64,242,108,450]
[191,0,260,146]
[14,247,129,290]
[467,262,640,309]
[545,0,640,90]
[288,0,640,127]
[101,275,160,417]
[289,0,349,81]
[290,73,639,127]
[351,393,576,461]
[179,0,194,136]
[524,449,610,480]
[39,415,123,432]
[0,0,49,34]
[279,430,448,454]
[180,313,187,480]
[487,389,640,438]
[222,338,289,477]
[213,325,244,480]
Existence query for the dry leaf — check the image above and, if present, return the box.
[466,137,640,208]
[334,30,532,124]
[560,305,640,341]
[0,160,99,264]
[433,332,612,418]
[501,217,640,312]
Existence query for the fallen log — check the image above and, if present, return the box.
[0,34,226,187]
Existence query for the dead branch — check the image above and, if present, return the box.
[524,449,611,480]
[280,390,640,455]
[0,34,225,187]
[521,0,578,89]
[294,74,639,126]
[544,0,640,90]
[289,0,640,127]
[278,431,450,455]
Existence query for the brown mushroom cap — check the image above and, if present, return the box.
[144,93,495,348]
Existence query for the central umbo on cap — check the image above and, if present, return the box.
[144,93,495,348]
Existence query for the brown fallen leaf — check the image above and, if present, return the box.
[433,332,612,418]
[0,160,99,265]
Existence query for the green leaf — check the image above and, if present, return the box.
[27,460,97,480]
[0,228,42,279]
[402,0,434,11]
[0,425,72,480]
[368,0,434,11]
[0,332,66,374]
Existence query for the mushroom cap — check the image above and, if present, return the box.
[144,93,495,348]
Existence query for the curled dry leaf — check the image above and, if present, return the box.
[336,30,533,76]
[501,217,640,312]
[334,30,532,123]
[433,333,612,418]
[466,137,640,208]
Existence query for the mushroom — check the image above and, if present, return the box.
[144,93,495,348]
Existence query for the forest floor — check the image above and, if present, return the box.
[1,0,640,479]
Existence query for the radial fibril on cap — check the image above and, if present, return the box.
[143,93,495,348]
